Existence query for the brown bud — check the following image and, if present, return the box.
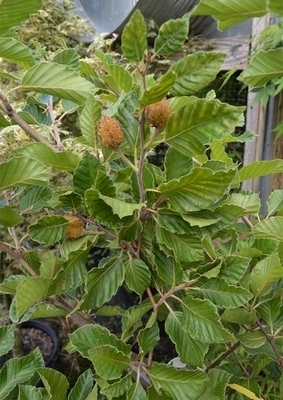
[145,98,171,129]
[64,214,85,239]
[97,115,124,149]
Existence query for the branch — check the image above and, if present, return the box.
[205,341,241,372]
[0,92,58,152]
[47,95,64,151]
[256,320,283,368]
[0,241,38,277]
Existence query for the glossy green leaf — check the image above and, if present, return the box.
[19,104,52,126]
[117,87,140,147]
[139,70,176,108]
[153,246,183,287]
[219,256,251,285]
[79,98,102,148]
[20,302,67,321]
[66,324,131,358]
[154,18,189,56]
[97,194,145,219]
[237,331,266,349]
[85,189,121,227]
[125,258,151,297]
[199,279,253,308]
[227,192,261,215]
[52,48,79,70]
[197,369,231,400]
[165,98,244,157]
[127,381,148,400]
[149,363,206,400]
[137,322,159,357]
[221,309,257,325]
[165,312,208,367]
[0,0,42,35]
[73,151,104,197]
[240,49,283,87]
[101,373,132,398]
[60,248,90,291]
[0,157,51,190]
[14,143,80,171]
[181,297,232,343]
[121,10,147,62]
[29,215,68,244]
[0,348,44,400]
[79,257,125,309]
[192,0,266,30]
[121,302,152,341]
[37,367,68,400]
[257,297,282,327]
[118,219,143,242]
[0,205,23,227]
[21,62,95,104]
[165,147,193,181]
[253,216,283,241]
[18,385,43,400]
[19,186,51,213]
[156,226,203,262]
[0,38,36,69]
[250,252,283,297]
[267,189,283,216]
[0,325,15,357]
[89,345,130,380]
[0,112,11,127]
[170,52,225,96]
[158,167,235,213]
[236,159,283,184]
[107,64,133,93]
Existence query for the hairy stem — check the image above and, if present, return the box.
[47,95,64,151]
[256,320,283,368]
[205,341,241,372]
[0,242,38,277]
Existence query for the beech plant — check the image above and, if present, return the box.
[0,1,283,399]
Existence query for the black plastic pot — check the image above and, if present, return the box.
[21,320,59,367]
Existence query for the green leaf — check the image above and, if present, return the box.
[127,381,148,400]
[153,246,183,287]
[67,325,131,359]
[79,256,125,309]
[19,104,52,126]
[37,367,68,400]
[121,302,152,341]
[18,385,43,400]
[156,226,203,262]
[170,52,225,96]
[236,159,283,184]
[165,98,244,157]
[121,10,147,62]
[107,64,133,93]
[165,312,208,367]
[0,38,36,69]
[0,157,51,190]
[165,147,193,181]
[197,369,231,400]
[181,297,232,343]
[125,258,151,297]
[227,192,261,215]
[117,87,140,148]
[139,70,176,108]
[250,253,283,297]
[158,167,235,213]
[219,256,251,285]
[239,49,283,87]
[199,279,253,308]
[14,143,80,171]
[0,348,44,400]
[192,0,267,30]
[97,194,145,219]
[60,249,90,291]
[52,48,79,70]
[237,331,266,349]
[154,18,189,57]
[137,322,159,357]
[149,363,206,400]
[21,62,96,104]
[19,186,52,213]
[73,151,104,197]
[0,325,15,357]
[221,309,257,325]
[253,216,283,241]
[79,98,102,149]
[89,345,130,380]
[101,373,132,398]
[29,215,68,244]
[0,0,42,35]
[267,189,283,216]
[0,206,23,227]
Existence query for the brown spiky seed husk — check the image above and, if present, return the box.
[145,98,171,129]
[65,214,84,239]
[97,115,124,148]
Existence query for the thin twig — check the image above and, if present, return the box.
[0,242,38,277]
[0,92,57,151]
[205,341,241,372]
[242,215,253,229]
[256,320,283,369]
[47,95,64,151]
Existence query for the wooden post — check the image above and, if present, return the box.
[271,91,283,191]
